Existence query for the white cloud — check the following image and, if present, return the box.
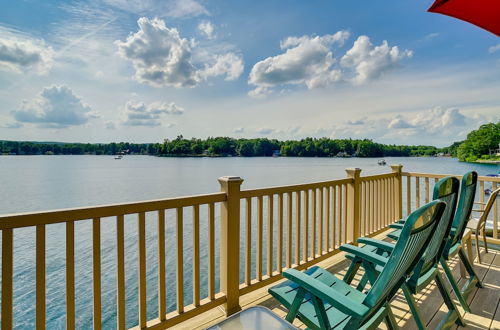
[248,31,349,96]
[116,17,244,88]
[489,43,500,54]
[122,100,183,126]
[0,29,54,75]
[340,36,413,85]
[198,21,215,39]
[388,116,413,129]
[12,85,97,128]
[105,121,116,129]
[248,32,412,97]
[13,85,97,128]
[346,118,366,125]
[99,0,208,18]
[167,0,209,18]
[199,53,244,81]
[257,127,275,135]
[234,127,244,134]
[116,17,198,88]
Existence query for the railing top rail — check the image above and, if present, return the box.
[402,172,500,183]
[359,172,397,182]
[0,192,227,230]
[240,178,353,198]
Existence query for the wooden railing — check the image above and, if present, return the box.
[2,165,497,329]
[0,192,228,329]
[402,172,500,244]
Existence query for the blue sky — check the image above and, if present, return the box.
[0,0,498,146]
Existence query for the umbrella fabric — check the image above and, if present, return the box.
[428,0,500,37]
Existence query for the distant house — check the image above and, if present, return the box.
[489,143,500,156]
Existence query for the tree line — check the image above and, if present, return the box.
[455,122,500,162]
[158,135,443,157]
[2,122,497,160]
[1,137,443,157]
[0,141,160,155]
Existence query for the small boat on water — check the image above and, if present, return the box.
[378,159,386,165]
[114,155,123,160]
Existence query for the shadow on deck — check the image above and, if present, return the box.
[176,241,500,330]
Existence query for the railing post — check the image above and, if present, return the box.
[218,176,244,316]
[345,168,362,245]
[391,164,403,220]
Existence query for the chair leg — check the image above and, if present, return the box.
[440,257,471,312]
[401,284,426,330]
[385,306,399,330]
[435,273,466,327]
[343,260,361,284]
[458,249,483,289]
[482,228,488,254]
[475,231,481,264]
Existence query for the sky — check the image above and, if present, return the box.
[0,0,499,146]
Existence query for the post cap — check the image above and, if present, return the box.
[390,164,403,172]
[218,176,244,184]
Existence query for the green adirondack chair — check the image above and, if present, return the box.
[440,171,483,312]
[268,200,445,330]
[340,176,465,329]
[385,172,482,312]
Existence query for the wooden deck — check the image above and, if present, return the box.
[174,235,500,330]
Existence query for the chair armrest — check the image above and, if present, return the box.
[357,238,396,252]
[340,244,389,266]
[389,223,404,229]
[283,269,370,318]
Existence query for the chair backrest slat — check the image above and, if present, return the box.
[446,171,477,254]
[364,201,445,309]
[416,176,459,276]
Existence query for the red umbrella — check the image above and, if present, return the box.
[428,0,500,37]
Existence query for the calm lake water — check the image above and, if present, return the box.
[0,156,498,329]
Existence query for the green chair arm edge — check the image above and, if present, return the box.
[356,238,396,253]
[340,243,389,266]
[283,269,370,318]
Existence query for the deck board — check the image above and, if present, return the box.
[172,246,500,330]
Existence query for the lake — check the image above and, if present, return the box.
[0,156,497,329]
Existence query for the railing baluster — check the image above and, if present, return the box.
[338,185,343,244]
[92,218,101,330]
[158,210,166,320]
[332,185,336,249]
[325,187,330,251]
[302,190,308,261]
[493,182,498,239]
[479,181,485,204]
[277,194,284,273]
[312,188,317,257]
[384,179,388,226]
[286,192,292,268]
[116,215,125,330]
[176,208,184,314]
[343,184,347,243]
[425,177,430,203]
[193,205,200,306]
[2,228,13,330]
[406,175,411,215]
[245,198,251,285]
[319,187,324,255]
[267,195,274,276]
[66,222,75,330]
[138,212,147,327]
[416,177,421,208]
[208,203,215,299]
[295,191,301,265]
[256,196,263,280]
[36,225,46,330]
